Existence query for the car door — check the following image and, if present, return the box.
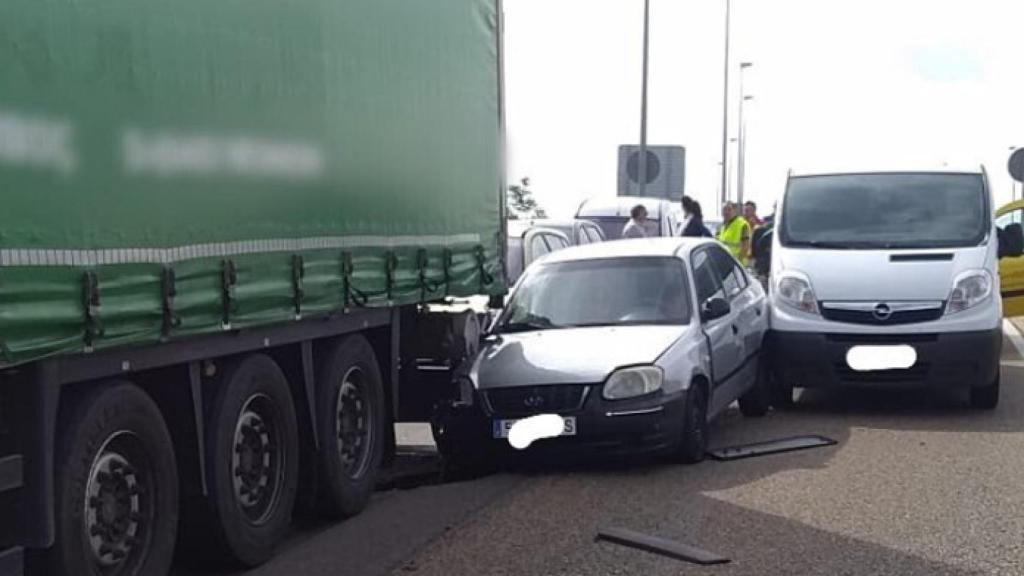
[690,247,743,416]
[707,245,763,358]
[996,201,1024,316]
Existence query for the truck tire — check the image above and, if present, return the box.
[678,382,709,464]
[206,354,299,567]
[970,375,1000,410]
[51,381,178,576]
[315,335,386,518]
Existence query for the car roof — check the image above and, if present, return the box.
[576,196,675,218]
[539,237,715,265]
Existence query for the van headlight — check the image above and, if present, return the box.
[602,366,663,400]
[946,270,992,315]
[776,272,819,315]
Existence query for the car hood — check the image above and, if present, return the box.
[777,245,989,301]
[473,325,686,389]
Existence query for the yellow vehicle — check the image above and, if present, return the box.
[996,200,1024,316]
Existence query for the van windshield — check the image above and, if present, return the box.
[780,173,988,249]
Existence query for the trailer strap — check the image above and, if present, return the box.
[161,266,180,338]
[475,245,493,291]
[82,270,104,350]
[220,259,237,329]
[291,254,305,319]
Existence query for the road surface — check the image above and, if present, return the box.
[175,323,1024,576]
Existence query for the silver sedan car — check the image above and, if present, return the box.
[436,237,770,464]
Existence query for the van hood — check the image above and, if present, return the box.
[473,325,686,389]
[777,245,989,301]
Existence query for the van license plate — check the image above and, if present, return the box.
[846,345,917,371]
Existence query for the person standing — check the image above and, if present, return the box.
[743,200,763,228]
[621,204,648,239]
[718,202,751,264]
[680,196,712,237]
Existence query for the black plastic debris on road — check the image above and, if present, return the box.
[595,527,730,565]
[708,434,838,461]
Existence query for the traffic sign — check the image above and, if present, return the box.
[1010,148,1024,183]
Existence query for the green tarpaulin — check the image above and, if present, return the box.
[0,0,505,365]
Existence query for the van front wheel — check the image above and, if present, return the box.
[970,375,999,410]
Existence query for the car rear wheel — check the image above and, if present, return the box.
[970,374,999,410]
[678,383,709,464]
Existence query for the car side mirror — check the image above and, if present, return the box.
[998,224,1024,259]
[701,297,731,322]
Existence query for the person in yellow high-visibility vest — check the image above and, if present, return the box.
[718,202,751,264]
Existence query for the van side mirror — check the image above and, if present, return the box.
[701,297,731,322]
[998,224,1024,259]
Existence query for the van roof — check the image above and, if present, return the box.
[789,164,985,178]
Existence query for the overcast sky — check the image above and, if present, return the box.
[503,0,1024,219]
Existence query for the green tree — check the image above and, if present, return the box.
[507,177,544,219]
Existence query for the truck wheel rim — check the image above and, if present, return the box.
[83,431,152,573]
[231,394,285,525]
[337,367,373,479]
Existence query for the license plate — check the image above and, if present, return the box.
[493,416,577,439]
[846,345,917,371]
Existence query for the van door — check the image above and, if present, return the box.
[691,248,743,416]
[996,201,1024,316]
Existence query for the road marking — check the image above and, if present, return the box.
[1002,318,1024,360]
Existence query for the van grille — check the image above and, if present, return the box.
[820,303,944,326]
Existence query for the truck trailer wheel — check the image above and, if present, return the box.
[206,354,299,567]
[315,335,386,518]
[51,381,179,576]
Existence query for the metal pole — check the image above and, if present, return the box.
[638,0,650,197]
[719,0,731,205]
[736,68,746,205]
[738,115,747,205]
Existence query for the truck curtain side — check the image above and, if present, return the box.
[0,1,506,574]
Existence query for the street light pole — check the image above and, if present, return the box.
[719,0,731,205]
[738,95,753,206]
[638,0,651,197]
[736,62,752,205]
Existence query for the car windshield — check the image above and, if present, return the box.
[588,216,661,240]
[780,173,988,249]
[498,257,690,332]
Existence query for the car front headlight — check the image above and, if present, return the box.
[946,269,992,315]
[602,366,663,400]
[776,272,819,315]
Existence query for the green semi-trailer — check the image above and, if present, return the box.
[0,1,506,574]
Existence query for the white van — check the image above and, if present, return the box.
[768,167,1023,409]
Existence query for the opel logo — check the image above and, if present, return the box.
[523,395,545,408]
[872,303,893,321]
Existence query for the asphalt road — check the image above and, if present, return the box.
[176,326,1024,576]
